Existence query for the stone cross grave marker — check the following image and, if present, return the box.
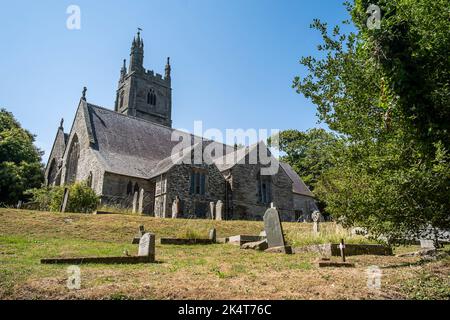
[263,208,286,248]
[209,202,215,220]
[60,188,70,213]
[215,200,223,221]
[138,233,155,260]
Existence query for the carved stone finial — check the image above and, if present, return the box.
[59,118,64,129]
[82,86,87,100]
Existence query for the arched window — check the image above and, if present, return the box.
[133,182,139,194]
[119,91,124,108]
[126,181,133,195]
[65,135,80,184]
[147,91,157,106]
[257,171,271,204]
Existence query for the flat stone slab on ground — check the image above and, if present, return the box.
[318,260,355,268]
[293,243,392,257]
[41,255,155,264]
[160,238,214,245]
[93,210,118,215]
[265,245,293,254]
[241,239,268,251]
[228,235,264,246]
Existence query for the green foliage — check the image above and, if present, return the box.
[293,1,450,244]
[269,128,340,189]
[0,109,44,204]
[26,182,99,213]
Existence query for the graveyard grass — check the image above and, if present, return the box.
[0,209,449,300]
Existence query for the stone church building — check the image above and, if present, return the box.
[45,32,318,221]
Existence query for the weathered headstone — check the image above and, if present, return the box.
[263,208,289,253]
[138,233,155,261]
[17,200,23,209]
[208,228,217,243]
[60,188,70,213]
[137,188,144,214]
[132,191,138,213]
[420,239,436,249]
[215,200,223,221]
[312,210,321,234]
[172,196,180,219]
[209,202,215,220]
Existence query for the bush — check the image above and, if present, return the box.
[26,182,99,213]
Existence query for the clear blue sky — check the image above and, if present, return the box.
[0,0,352,162]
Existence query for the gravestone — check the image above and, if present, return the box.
[420,239,436,249]
[17,200,23,209]
[312,210,321,234]
[215,200,223,221]
[137,188,144,214]
[209,228,217,243]
[263,208,287,250]
[60,188,70,213]
[172,196,180,219]
[132,191,138,213]
[209,202,215,220]
[138,233,155,261]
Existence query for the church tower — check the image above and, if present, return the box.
[114,31,172,127]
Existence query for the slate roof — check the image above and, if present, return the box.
[279,162,315,197]
[83,103,232,179]
[81,102,312,195]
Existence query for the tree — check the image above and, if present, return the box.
[269,128,340,190]
[0,108,44,205]
[293,0,450,245]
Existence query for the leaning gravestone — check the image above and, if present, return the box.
[263,208,291,254]
[215,200,223,221]
[132,225,146,244]
[209,202,215,220]
[138,233,155,261]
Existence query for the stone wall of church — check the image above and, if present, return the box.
[164,163,226,218]
[229,163,295,221]
[45,128,66,186]
[101,172,154,214]
[293,194,319,222]
[59,103,105,194]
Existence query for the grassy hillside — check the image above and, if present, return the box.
[0,209,448,299]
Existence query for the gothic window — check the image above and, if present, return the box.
[127,181,133,195]
[120,91,124,108]
[65,135,80,184]
[257,172,271,204]
[190,169,207,195]
[147,91,156,106]
[134,182,140,194]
